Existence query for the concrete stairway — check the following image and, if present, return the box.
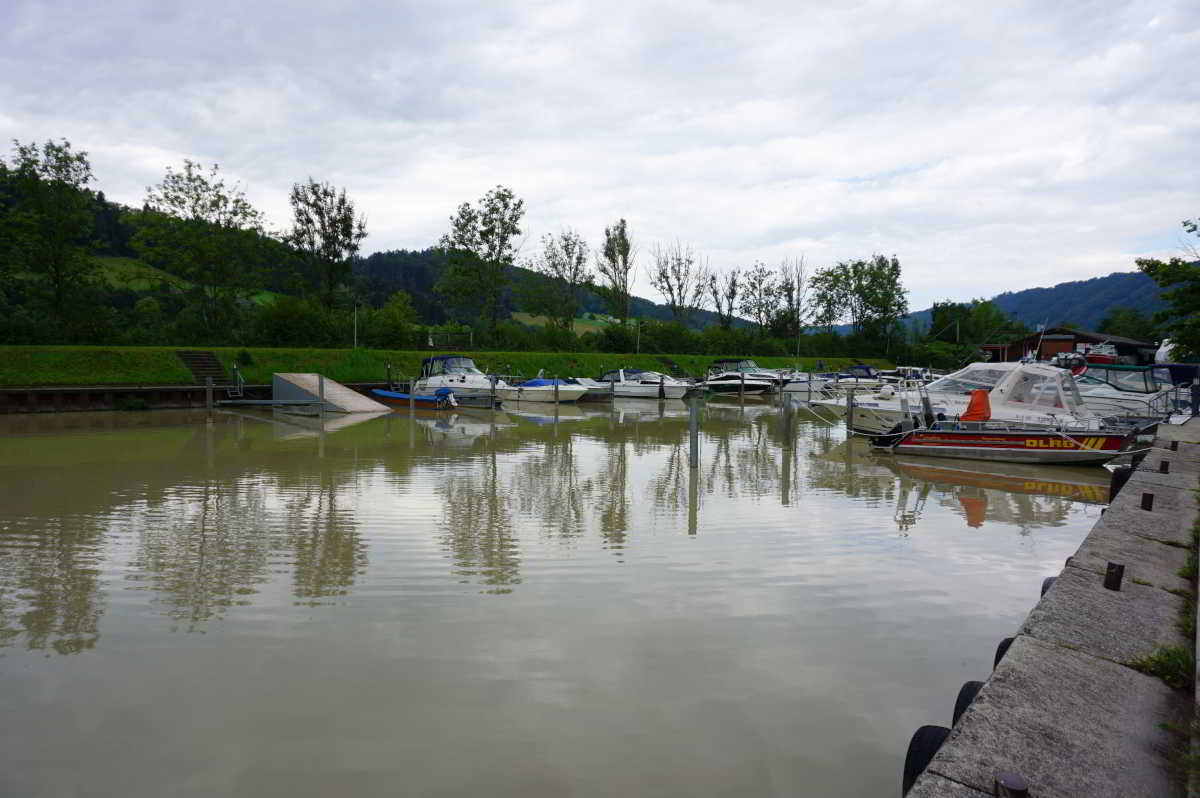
[176,351,231,385]
[658,358,690,379]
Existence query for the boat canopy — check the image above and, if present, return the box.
[990,363,1087,415]
[925,363,1020,395]
[422,355,484,377]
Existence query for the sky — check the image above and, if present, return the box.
[2,0,1197,311]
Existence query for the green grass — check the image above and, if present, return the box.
[0,346,892,387]
[91,256,280,306]
[1129,646,1195,691]
[511,312,609,334]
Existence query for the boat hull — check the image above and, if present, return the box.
[371,388,455,409]
[884,429,1127,465]
[497,385,589,403]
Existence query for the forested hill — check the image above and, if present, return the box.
[906,271,1166,333]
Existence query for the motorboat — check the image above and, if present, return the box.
[1069,363,1189,417]
[577,368,690,399]
[872,420,1130,465]
[780,372,835,397]
[506,378,589,403]
[412,355,585,405]
[811,361,1108,435]
[701,360,774,395]
[708,359,787,390]
[823,363,889,391]
[371,387,458,409]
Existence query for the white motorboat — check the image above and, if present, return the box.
[413,355,586,405]
[581,368,690,399]
[811,362,1107,435]
[1070,364,1183,417]
[780,372,835,397]
[708,359,787,390]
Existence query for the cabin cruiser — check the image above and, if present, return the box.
[811,361,1108,435]
[574,368,690,399]
[780,371,835,397]
[826,364,888,390]
[413,355,586,405]
[700,366,773,395]
[1069,363,1189,417]
[708,359,787,390]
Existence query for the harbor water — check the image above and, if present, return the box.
[0,400,1108,797]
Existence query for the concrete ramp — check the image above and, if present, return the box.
[272,373,389,413]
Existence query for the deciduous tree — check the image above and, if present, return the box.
[595,218,635,322]
[739,261,777,333]
[132,160,268,337]
[436,185,525,327]
[810,254,908,341]
[1137,216,1200,358]
[526,229,592,330]
[708,267,740,330]
[287,178,367,310]
[2,139,96,319]
[647,241,709,324]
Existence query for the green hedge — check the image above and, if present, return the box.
[0,346,893,387]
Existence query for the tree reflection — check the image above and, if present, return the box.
[438,451,520,593]
[0,516,105,654]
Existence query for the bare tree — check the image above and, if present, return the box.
[647,241,709,324]
[595,218,635,322]
[773,256,809,346]
[739,261,778,333]
[527,229,593,330]
[708,267,740,330]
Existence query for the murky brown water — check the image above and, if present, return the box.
[0,399,1108,797]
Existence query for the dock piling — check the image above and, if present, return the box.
[205,377,213,412]
[845,388,853,433]
[688,398,700,468]
[554,375,560,404]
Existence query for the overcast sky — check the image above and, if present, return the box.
[2,0,1197,310]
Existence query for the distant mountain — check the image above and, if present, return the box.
[905,271,1166,334]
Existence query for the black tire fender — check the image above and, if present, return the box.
[952,681,984,726]
[994,636,1015,669]
[902,725,951,795]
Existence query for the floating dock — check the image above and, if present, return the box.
[271,373,389,414]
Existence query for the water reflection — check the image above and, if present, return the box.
[0,401,1112,649]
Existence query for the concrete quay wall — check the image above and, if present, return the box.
[908,419,1200,798]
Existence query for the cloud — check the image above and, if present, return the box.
[1,0,1197,308]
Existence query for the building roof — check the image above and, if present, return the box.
[1024,327,1154,347]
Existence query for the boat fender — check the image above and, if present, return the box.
[993,637,1015,669]
[952,681,985,726]
[902,726,951,795]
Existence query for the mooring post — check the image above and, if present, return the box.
[205,376,213,412]
[807,372,812,403]
[688,398,700,469]
[739,371,745,400]
[845,387,853,433]
[659,373,666,400]
[409,377,415,412]
[610,378,616,401]
[554,374,560,404]
[386,362,392,390]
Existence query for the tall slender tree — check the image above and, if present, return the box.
[286,178,368,309]
[707,267,740,329]
[739,261,778,333]
[595,218,635,322]
[436,185,525,327]
[771,257,809,341]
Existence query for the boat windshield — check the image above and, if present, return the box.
[1081,367,1155,393]
[429,357,483,376]
[926,365,1011,395]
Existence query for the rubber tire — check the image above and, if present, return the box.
[902,725,951,795]
[1109,465,1132,500]
[1041,576,1057,597]
[994,636,1015,669]
[952,681,984,726]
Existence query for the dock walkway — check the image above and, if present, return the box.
[908,418,1200,797]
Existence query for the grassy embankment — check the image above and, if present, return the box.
[0,346,892,387]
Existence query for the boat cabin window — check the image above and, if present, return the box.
[1006,372,1065,409]
[926,366,1010,394]
[599,370,620,382]
[428,357,483,376]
